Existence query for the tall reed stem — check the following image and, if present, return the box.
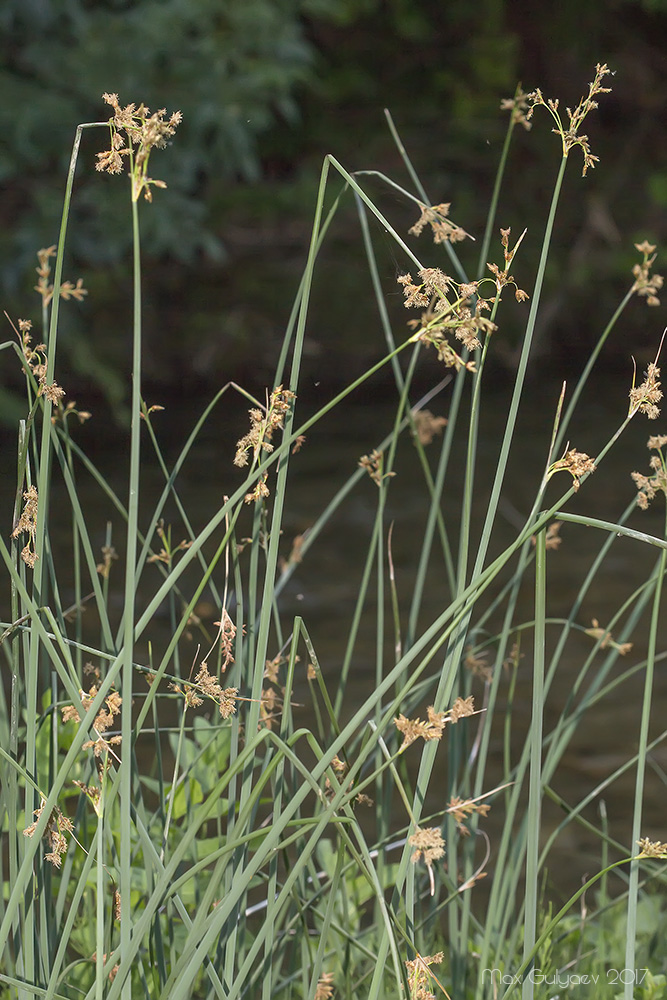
[119,188,143,996]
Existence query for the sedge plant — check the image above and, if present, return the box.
[1,71,667,1000]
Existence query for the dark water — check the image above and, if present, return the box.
[7,368,667,892]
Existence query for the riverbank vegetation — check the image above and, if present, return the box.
[2,68,667,999]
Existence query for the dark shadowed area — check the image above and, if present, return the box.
[1,0,667,416]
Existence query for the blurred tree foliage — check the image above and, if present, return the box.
[0,0,334,281]
[1,0,667,411]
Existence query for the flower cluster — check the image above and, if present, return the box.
[12,484,40,569]
[15,318,66,407]
[487,228,530,303]
[147,521,192,566]
[62,676,123,759]
[258,651,287,730]
[398,230,527,370]
[24,798,74,869]
[405,952,445,1000]
[411,408,448,445]
[531,521,563,551]
[629,362,662,420]
[398,269,490,370]
[500,85,533,131]
[171,663,238,719]
[632,434,667,509]
[34,245,87,310]
[235,386,296,503]
[409,202,469,244]
[465,647,493,682]
[358,448,395,486]
[96,544,118,579]
[632,241,663,307]
[584,618,633,656]
[394,695,475,753]
[409,826,445,869]
[547,447,596,492]
[637,837,667,859]
[314,973,335,1000]
[525,63,612,175]
[446,795,491,835]
[96,93,182,202]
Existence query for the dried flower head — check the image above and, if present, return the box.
[501,86,533,131]
[78,685,123,758]
[447,795,491,834]
[186,664,238,718]
[399,264,502,371]
[632,242,663,307]
[584,618,632,656]
[394,707,447,751]
[532,521,563,550]
[314,972,335,1000]
[244,474,270,505]
[465,647,492,682]
[449,695,475,721]
[259,685,283,730]
[485,228,529,303]
[637,836,667,859]
[394,697,474,752]
[409,202,470,245]
[629,362,662,420]
[405,952,445,1000]
[12,315,69,410]
[359,448,395,486]
[235,387,296,504]
[264,653,285,685]
[40,381,65,405]
[211,609,237,672]
[547,448,596,491]
[503,641,523,673]
[11,485,39,569]
[59,678,123,758]
[147,522,192,566]
[97,93,182,202]
[526,64,612,175]
[34,246,88,309]
[52,399,92,427]
[61,704,81,724]
[96,545,118,579]
[72,780,102,814]
[24,798,74,869]
[412,409,448,445]
[631,433,667,509]
[409,826,445,868]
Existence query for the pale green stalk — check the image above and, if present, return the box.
[117,182,143,999]
[521,529,546,1000]
[624,503,667,998]
[9,122,102,999]
[476,520,657,985]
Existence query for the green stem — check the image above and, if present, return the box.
[521,529,546,1000]
[624,503,667,998]
[119,188,143,996]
